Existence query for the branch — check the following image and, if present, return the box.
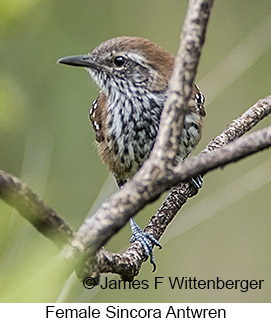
[94,98,271,280]
[143,95,271,245]
[153,0,212,165]
[0,170,73,248]
[141,94,271,241]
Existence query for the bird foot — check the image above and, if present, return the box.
[189,175,203,190]
[129,218,162,272]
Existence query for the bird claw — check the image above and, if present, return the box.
[129,218,162,272]
[189,175,203,190]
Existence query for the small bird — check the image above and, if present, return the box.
[58,36,205,269]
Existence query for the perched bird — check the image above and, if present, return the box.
[58,36,205,269]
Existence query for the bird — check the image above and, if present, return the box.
[58,36,205,270]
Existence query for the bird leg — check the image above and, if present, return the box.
[129,217,162,272]
[189,174,203,189]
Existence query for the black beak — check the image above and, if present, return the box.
[57,55,98,69]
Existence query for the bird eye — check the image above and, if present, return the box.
[113,56,126,67]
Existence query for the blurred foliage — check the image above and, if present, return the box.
[0,0,41,36]
[0,77,28,131]
[0,0,271,302]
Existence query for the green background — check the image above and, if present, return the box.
[0,0,270,302]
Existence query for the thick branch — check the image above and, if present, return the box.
[142,95,271,246]
[95,124,271,280]
[153,0,213,165]
[144,94,271,242]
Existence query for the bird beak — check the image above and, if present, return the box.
[57,55,98,69]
